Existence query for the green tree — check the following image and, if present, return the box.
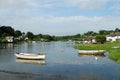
[26,32,34,40]
[115,28,120,32]
[99,30,110,35]
[14,30,22,37]
[0,26,14,37]
[95,35,106,44]
[43,34,53,41]
[84,31,97,36]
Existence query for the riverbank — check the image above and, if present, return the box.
[74,41,120,63]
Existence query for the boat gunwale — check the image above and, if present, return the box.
[15,53,45,60]
[78,50,106,55]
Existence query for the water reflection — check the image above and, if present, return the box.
[16,59,45,66]
[78,72,107,80]
[0,43,13,49]
[78,53,106,57]
[77,52,112,64]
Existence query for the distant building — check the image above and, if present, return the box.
[6,36,14,43]
[15,36,24,40]
[25,37,29,40]
[84,36,97,44]
[106,33,120,42]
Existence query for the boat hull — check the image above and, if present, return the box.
[78,50,105,55]
[15,53,45,60]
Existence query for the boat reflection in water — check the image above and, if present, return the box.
[78,53,106,57]
[16,59,45,66]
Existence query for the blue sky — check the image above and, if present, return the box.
[0,0,120,36]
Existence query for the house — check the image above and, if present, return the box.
[83,36,97,44]
[6,36,14,43]
[106,33,120,42]
[15,36,24,40]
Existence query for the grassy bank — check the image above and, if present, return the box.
[74,41,120,63]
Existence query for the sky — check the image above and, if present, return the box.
[0,0,120,36]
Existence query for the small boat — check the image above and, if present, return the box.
[15,53,45,60]
[78,50,105,55]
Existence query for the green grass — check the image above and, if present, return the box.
[74,41,120,63]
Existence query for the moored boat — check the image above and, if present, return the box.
[15,53,45,60]
[78,50,105,55]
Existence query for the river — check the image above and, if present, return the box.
[0,41,120,80]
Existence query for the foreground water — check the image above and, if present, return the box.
[0,41,120,80]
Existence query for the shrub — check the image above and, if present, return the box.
[95,35,106,44]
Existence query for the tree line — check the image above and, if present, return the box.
[0,25,120,43]
[0,26,56,42]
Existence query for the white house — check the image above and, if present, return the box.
[84,36,97,44]
[6,36,14,42]
[106,33,120,42]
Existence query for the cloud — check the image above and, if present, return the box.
[0,0,24,9]
[0,0,41,10]
[79,0,106,9]
[0,0,109,9]
[0,0,120,35]
[65,0,109,9]
[0,15,120,35]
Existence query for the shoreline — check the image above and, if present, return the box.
[74,41,120,63]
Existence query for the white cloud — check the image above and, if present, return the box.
[0,15,120,35]
[0,0,40,9]
[0,0,120,35]
[65,0,109,9]
[79,0,105,9]
[0,0,24,9]
[0,0,109,9]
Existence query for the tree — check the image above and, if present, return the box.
[115,28,120,32]
[84,31,97,36]
[42,34,53,41]
[0,26,14,37]
[26,32,34,40]
[14,30,22,37]
[99,30,110,35]
[95,35,106,44]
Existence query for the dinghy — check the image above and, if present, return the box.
[78,50,105,55]
[15,53,45,60]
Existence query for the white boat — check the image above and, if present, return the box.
[78,50,105,55]
[15,53,45,60]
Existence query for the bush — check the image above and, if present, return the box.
[95,35,106,44]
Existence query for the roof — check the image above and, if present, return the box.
[107,33,120,37]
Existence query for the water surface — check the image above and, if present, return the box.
[0,42,120,80]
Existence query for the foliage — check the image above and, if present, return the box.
[42,34,54,41]
[95,35,106,44]
[0,26,120,42]
[0,26,14,37]
[56,34,83,41]
[14,30,22,37]
[115,28,120,32]
[84,31,97,36]
[99,30,110,35]
[26,32,34,40]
